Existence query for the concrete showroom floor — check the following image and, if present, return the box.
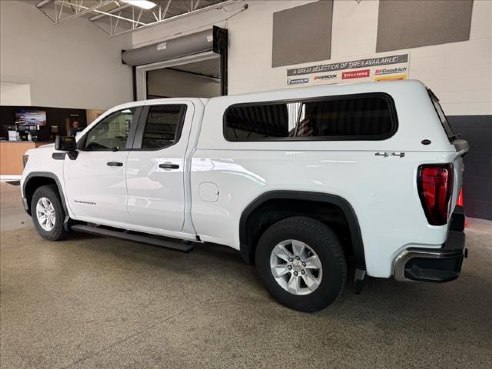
[1,181,491,369]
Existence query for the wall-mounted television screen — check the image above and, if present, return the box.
[15,108,47,126]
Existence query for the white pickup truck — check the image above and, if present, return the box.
[21,80,468,312]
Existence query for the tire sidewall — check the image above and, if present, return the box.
[31,185,66,241]
[256,217,347,312]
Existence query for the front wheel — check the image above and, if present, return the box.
[255,216,347,312]
[31,185,68,241]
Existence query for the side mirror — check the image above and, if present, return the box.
[55,136,77,151]
[55,136,78,159]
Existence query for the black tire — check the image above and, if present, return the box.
[255,216,347,312]
[31,184,68,241]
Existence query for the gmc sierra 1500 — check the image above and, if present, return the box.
[21,80,468,312]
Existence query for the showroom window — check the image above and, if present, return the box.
[84,108,137,151]
[141,105,187,149]
[224,94,397,141]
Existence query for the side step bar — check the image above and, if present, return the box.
[71,224,193,253]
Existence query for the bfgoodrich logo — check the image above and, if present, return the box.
[374,67,407,75]
[313,74,337,80]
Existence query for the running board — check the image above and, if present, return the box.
[71,224,193,252]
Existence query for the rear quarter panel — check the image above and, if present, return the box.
[191,81,458,278]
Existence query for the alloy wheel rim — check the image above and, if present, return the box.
[270,239,322,296]
[36,197,56,232]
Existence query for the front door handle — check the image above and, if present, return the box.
[159,163,180,169]
[107,161,123,167]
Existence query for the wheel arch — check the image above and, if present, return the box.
[239,191,366,270]
[23,172,68,217]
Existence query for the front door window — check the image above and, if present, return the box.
[84,108,137,151]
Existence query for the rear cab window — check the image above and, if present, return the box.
[223,93,398,141]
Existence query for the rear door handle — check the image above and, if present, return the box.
[159,163,180,169]
[107,161,123,167]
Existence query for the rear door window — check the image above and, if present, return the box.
[139,105,187,150]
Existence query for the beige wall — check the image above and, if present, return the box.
[0,82,31,106]
[0,0,133,110]
[132,0,492,116]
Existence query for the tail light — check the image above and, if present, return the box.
[457,189,464,207]
[417,164,453,226]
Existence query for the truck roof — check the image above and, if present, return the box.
[108,80,427,112]
[137,80,425,105]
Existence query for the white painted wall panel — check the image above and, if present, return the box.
[0,82,31,106]
[0,0,133,109]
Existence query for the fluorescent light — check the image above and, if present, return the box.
[121,0,157,10]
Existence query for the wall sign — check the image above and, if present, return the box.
[286,53,410,86]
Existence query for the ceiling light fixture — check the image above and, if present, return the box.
[121,0,157,10]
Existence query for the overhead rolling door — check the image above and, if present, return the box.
[122,29,214,67]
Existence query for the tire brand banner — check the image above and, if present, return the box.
[286,53,410,86]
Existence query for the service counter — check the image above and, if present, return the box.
[0,141,51,176]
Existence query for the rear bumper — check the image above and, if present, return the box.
[393,207,466,283]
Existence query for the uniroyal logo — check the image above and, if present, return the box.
[313,74,337,80]
[342,69,370,79]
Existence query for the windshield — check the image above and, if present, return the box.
[428,89,456,141]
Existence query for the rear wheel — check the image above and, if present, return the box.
[31,185,68,241]
[255,216,347,312]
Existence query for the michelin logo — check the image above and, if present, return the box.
[374,67,407,75]
[288,78,309,85]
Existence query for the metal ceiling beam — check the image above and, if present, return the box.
[160,0,172,21]
[89,3,131,21]
[92,11,147,26]
[76,3,148,26]
[36,0,53,8]
[37,0,116,24]
[36,0,241,37]
[192,1,201,11]
[107,0,238,37]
